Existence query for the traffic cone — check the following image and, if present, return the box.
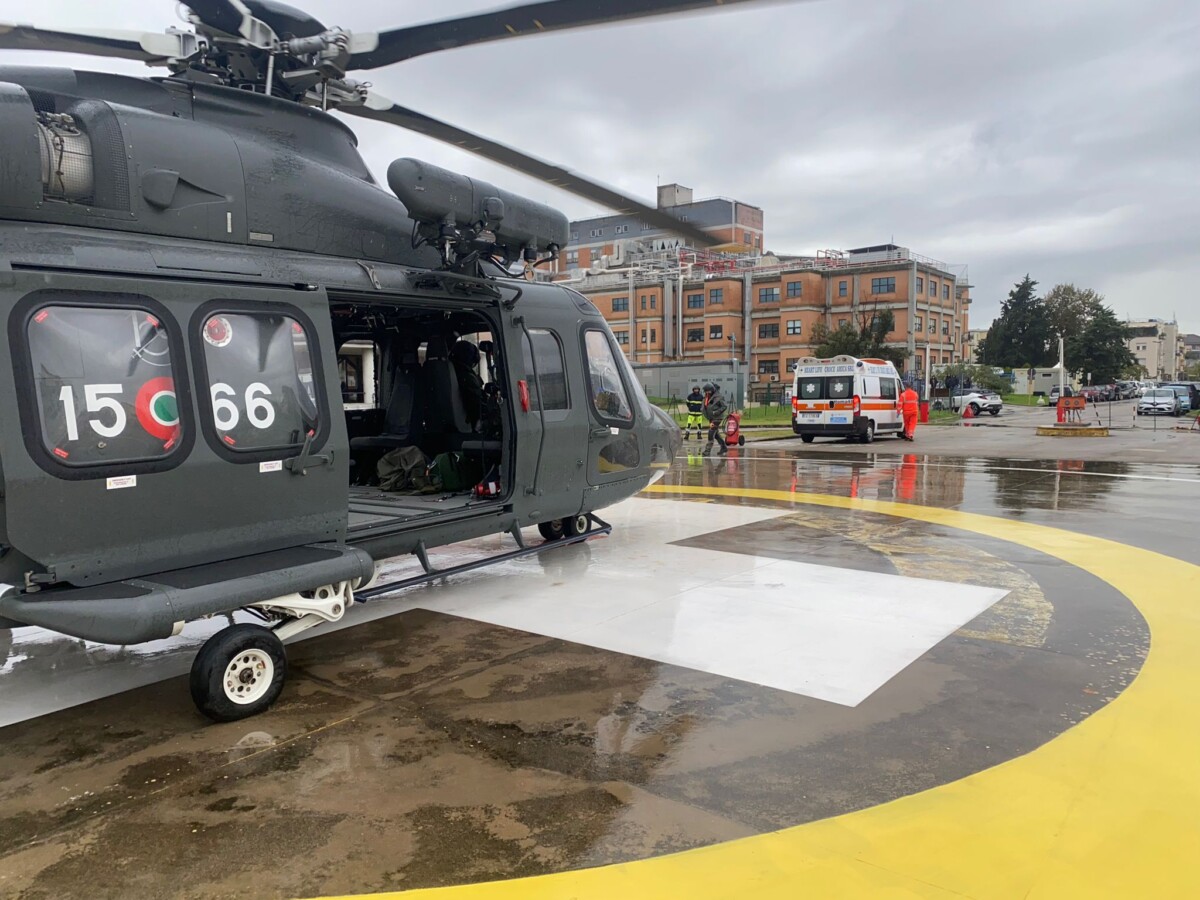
[962,404,975,421]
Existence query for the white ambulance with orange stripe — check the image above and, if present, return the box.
[790,355,904,444]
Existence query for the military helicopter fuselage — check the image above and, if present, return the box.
[0,63,680,719]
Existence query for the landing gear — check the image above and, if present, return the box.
[538,514,591,541]
[190,624,286,722]
[190,581,352,722]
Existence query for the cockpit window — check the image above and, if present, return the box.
[25,304,186,467]
[199,311,319,453]
[583,329,634,425]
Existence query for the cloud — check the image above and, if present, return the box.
[3,0,1198,330]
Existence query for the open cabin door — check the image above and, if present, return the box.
[0,271,347,587]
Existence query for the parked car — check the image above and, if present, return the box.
[1163,382,1200,410]
[1163,384,1194,414]
[1138,388,1182,416]
[947,390,1003,416]
[1078,386,1105,402]
[1048,385,1074,403]
[1115,381,1138,400]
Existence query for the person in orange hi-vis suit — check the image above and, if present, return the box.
[900,384,920,441]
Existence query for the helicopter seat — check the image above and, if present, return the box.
[421,337,472,445]
[349,347,422,452]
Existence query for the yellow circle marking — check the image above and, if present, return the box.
[317,485,1200,899]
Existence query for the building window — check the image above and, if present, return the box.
[710,325,723,340]
[641,329,648,344]
[589,228,602,238]
[786,282,803,298]
[650,296,657,310]
[915,315,923,332]
[785,357,799,371]
[641,296,647,310]
[943,284,950,299]
[570,232,579,242]
[615,224,629,234]
[612,297,628,313]
[614,330,629,345]
[566,250,579,265]
[709,288,724,305]
[838,318,848,328]
[687,293,704,309]
[943,321,949,334]
[871,277,896,294]
[786,319,802,336]
[929,280,937,296]
[650,328,656,343]
[838,280,848,297]
[916,276,924,292]
[758,359,780,375]
[687,328,704,343]
[758,323,779,339]
[758,287,780,303]
[744,233,752,244]
[916,354,924,371]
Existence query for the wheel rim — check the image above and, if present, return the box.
[223,649,274,705]
[574,515,589,534]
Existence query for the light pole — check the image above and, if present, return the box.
[728,334,738,410]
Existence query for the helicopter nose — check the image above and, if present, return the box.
[648,405,682,470]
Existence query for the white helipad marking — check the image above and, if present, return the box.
[0,498,1006,724]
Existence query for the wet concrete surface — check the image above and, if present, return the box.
[1,447,1191,899]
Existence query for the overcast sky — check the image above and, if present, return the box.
[5,0,1199,331]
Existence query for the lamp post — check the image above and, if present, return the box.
[729,334,738,410]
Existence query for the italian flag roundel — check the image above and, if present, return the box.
[135,376,179,441]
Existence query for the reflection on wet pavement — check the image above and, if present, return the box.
[1,448,1189,898]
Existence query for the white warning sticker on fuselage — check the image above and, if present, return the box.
[259,460,283,473]
[106,475,137,490]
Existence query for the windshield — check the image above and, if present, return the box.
[1147,390,1174,398]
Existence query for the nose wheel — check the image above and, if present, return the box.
[190,624,287,722]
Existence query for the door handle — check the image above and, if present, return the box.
[591,427,611,438]
[285,431,334,475]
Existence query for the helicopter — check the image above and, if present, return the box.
[0,0,791,721]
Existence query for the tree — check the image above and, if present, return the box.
[811,307,908,369]
[1041,283,1134,383]
[1043,284,1103,342]
[1071,301,1134,383]
[979,276,1051,369]
[936,362,1010,394]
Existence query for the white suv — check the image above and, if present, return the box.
[948,391,1003,416]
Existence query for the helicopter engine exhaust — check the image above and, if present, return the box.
[388,158,567,271]
[35,112,94,203]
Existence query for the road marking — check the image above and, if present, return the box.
[313,485,1199,899]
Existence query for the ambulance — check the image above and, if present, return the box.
[791,355,904,443]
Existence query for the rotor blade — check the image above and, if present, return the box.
[0,23,175,63]
[341,95,717,247]
[349,0,782,70]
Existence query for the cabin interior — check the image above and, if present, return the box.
[330,300,509,535]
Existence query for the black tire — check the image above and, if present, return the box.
[988,408,1000,416]
[738,435,746,446]
[800,434,815,444]
[564,513,591,537]
[861,421,875,444]
[538,519,566,541]
[190,624,287,722]
[969,403,981,415]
